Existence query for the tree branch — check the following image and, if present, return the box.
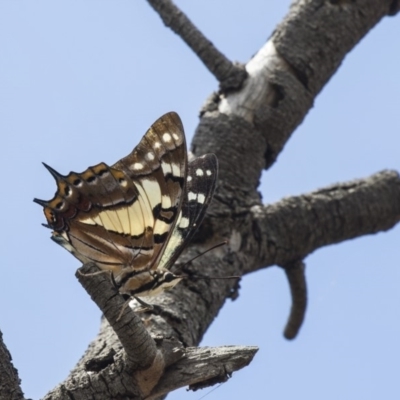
[42,271,186,399]
[76,263,158,371]
[206,170,400,339]
[0,330,25,400]
[249,170,400,270]
[280,260,307,340]
[195,0,395,175]
[146,0,248,91]
[148,346,258,399]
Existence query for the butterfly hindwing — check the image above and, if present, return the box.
[35,113,187,275]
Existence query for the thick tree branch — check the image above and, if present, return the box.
[195,0,395,177]
[146,0,248,91]
[0,331,25,400]
[249,170,400,269]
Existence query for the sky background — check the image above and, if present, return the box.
[1,1,400,399]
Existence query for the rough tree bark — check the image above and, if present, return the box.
[1,0,399,399]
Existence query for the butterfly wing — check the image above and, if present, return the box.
[35,112,187,275]
[158,153,218,271]
[111,112,188,272]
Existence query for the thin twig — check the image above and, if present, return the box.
[146,0,248,91]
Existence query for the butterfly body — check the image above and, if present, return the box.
[34,112,218,299]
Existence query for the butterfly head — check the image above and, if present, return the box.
[155,270,183,293]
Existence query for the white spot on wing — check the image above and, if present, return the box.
[133,163,143,170]
[146,152,155,161]
[206,170,212,176]
[161,161,172,175]
[162,195,172,209]
[162,133,172,143]
[196,169,204,176]
[188,192,197,201]
[172,133,179,141]
[187,175,192,182]
[179,217,190,228]
[154,219,172,235]
[154,142,162,149]
[171,163,180,177]
[198,194,205,204]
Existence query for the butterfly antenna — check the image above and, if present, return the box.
[196,383,224,400]
[182,241,227,266]
[181,241,241,280]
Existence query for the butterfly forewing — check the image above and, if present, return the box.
[159,153,218,270]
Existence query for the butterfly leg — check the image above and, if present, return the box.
[77,268,110,277]
[133,296,163,315]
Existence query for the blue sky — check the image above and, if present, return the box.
[1,2,399,399]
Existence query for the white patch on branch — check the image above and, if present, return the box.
[229,229,242,252]
[219,40,283,122]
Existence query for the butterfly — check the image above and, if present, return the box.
[34,112,218,302]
